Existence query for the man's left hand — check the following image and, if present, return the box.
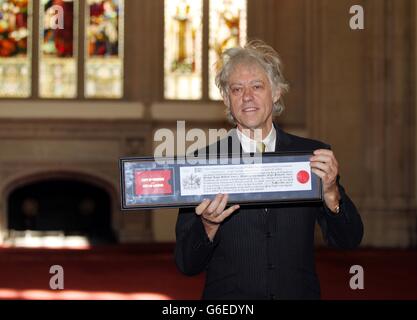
[310,149,341,213]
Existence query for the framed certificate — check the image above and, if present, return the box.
[120,152,323,210]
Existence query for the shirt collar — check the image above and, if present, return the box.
[236,126,276,153]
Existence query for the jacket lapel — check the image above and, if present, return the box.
[274,123,292,152]
[226,128,243,156]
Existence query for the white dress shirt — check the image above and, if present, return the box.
[236,126,276,153]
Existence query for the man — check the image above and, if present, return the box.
[174,40,363,299]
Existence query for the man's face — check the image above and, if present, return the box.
[226,62,280,136]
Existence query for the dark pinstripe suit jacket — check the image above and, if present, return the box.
[174,125,363,300]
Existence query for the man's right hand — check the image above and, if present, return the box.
[195,194,240,241]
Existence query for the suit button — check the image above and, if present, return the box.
[264,208,268,213]
[192,242,202,250]
[270,294,277,300]
[267,263,275,270]
[266,232,272,238]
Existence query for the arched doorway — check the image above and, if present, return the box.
[7,179,117,245]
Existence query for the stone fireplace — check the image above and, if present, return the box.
[0,101,153,245]
[8,176,115,243]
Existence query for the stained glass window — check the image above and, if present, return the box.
[164,0,202,100]
[85,0,123,98]
[0,0,31,97]
[39,0,77,98]
[209,0,246,100]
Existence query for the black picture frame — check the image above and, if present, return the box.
[119,152,323,210]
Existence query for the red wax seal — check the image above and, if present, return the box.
[297,170,310,184]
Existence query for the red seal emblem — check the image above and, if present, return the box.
[297,170,310,184]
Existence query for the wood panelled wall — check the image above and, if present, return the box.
[123,0,416,246]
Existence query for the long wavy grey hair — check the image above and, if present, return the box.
[215,40,290,124]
